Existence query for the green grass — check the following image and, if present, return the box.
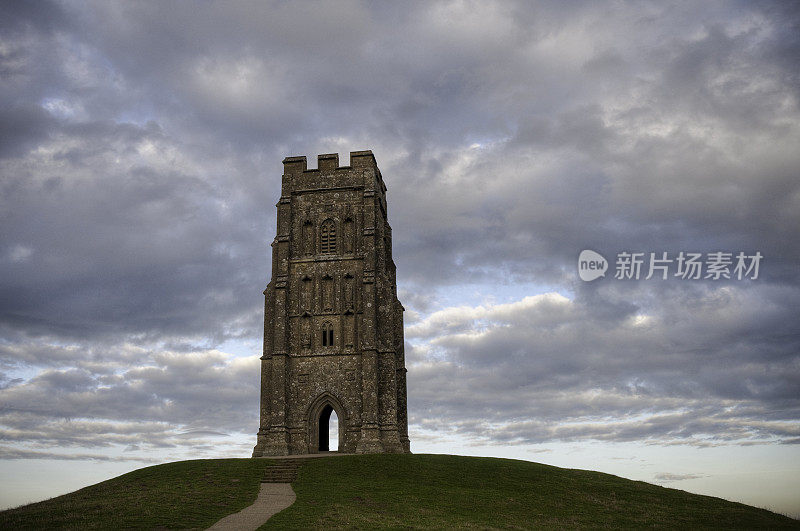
[2,454,798,530]
[0,458,270,530]
[265,454,800,530]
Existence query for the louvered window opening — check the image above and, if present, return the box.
[321,220,336,253]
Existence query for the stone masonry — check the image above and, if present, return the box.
[252,151,410,455]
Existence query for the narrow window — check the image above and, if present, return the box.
[321,219,336,254]
[321,322,334,347]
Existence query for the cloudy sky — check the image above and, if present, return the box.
[2,0,799,517]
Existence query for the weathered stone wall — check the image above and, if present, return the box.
[253,151,410,456]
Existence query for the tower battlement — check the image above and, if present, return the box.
[282,150,382,178]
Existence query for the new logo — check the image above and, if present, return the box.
[578,250,608,281]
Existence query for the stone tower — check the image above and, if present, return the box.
[252,151,410,456]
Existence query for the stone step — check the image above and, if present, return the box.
[261,460,303,483]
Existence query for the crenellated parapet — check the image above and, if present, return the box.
[280,151,388,204]
[282,150,379,173]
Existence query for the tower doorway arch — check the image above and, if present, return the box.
[307,392,348,453]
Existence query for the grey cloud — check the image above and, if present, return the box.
[0,372,23,390]
[0,446,159,463]
[383,6,800,289]
[0,345,259,460]
[176,430,228,438]
[406,284,800,446]
[0,119,269,341]
[0,105,54,157]
[0,1,798,458]
[0,348,258,440]
[654,473,706,482]
[0,1,69,35]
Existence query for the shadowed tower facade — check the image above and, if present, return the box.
[253,151,410,455]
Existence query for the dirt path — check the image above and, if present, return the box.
[206,453,351,530]
[206,482,296,531]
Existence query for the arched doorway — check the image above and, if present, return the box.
[307,392,347,454]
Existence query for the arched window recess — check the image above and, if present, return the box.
[321,321,334,347]
[320,219,336,254]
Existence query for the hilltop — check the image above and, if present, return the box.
[1,454,797,529]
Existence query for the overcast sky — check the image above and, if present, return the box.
[1,0,799,517]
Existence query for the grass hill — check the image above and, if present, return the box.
[1,454,797,529]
